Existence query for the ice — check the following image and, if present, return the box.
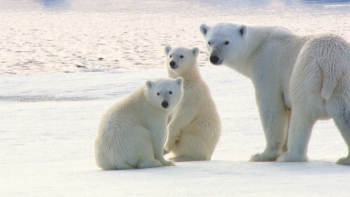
[1,68,350,196]
[78,64,106,73]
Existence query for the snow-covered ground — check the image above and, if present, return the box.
[1,67,350,196]
[1,0,350,196]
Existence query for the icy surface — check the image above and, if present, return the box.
[1,68,350,196]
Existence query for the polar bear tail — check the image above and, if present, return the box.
[310,34,349,101]
[320,59,338,101]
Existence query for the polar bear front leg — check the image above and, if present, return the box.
[164,124,181,154]
[164,106,197,154]
[250,89,289,162]
[277,106,314,162]
[150,123,175,166]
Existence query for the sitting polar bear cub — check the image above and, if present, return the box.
[200,23,350,165]
[95,78,183,170]
[163,46,221,161]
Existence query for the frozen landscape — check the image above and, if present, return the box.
[1,0,350,196]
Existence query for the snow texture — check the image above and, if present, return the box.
[1,68,350,196]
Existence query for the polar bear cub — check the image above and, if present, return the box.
[95,78,183,170]
[163,46,221,162]
[200,23,350,165]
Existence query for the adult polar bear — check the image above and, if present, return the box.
[200,23,350,165]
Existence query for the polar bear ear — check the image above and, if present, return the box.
[191,48,199,58]
[146,80,154,89]
[175,77,183,87]
[200,24,210,36]
[238,25,247,36]
[165,46,172,55]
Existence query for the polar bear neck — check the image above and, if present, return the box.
[227,26,278,78]
[112,86,167,123]
[167,61,202,83]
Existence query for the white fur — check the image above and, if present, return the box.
[200,23,350,165]
[163,46,221,162]
[94,78,183,170]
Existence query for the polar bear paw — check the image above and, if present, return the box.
[163,148,170,155]
[250,151,280,162]
[138,159,162,169]
[164,140,174,155]
[336,157,350,165]
[276,152,308,162]
[161,160,175,166]
[158,157,175,166]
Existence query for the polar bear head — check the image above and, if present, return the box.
[199,23,247,65]
[164,46,199,76]
[145,78,183,111]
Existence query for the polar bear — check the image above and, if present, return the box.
[94,78,184,170]
[200,23,350,165]
[163,46,221,162]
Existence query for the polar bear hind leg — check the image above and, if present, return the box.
[138,158,162,169]
[113,126,161,169]
[326,98,350,165]
[170,135,210,162]
[278,46,326,162]
[276,105,313,162]
[169,155,199,162]
[131,126,164,169]
[334,117,350,165]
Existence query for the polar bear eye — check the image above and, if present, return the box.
[179,55,184,58]
[224,41,229,45]
[208,41,211,45]
[157,92,160,96]
[170,55,172,58]
[169,91,172,94]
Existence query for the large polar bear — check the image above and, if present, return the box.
[200,23,350,165]
[163,46,221,161]
[94,78,184,170]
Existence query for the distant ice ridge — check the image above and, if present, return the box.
[77,64,106,72]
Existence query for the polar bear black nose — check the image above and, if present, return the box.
[210,56,219,64]
[170,61,176,68]
[161,101,169,108]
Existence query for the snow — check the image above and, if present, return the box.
[1,0,350,196]
[1,68,350,196]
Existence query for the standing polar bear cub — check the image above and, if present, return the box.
[95,78,183,170]
[163,46,221,161]
[200,23,350,165]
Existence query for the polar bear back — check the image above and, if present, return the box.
[293,34,350,100]
[95,86,161,169]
